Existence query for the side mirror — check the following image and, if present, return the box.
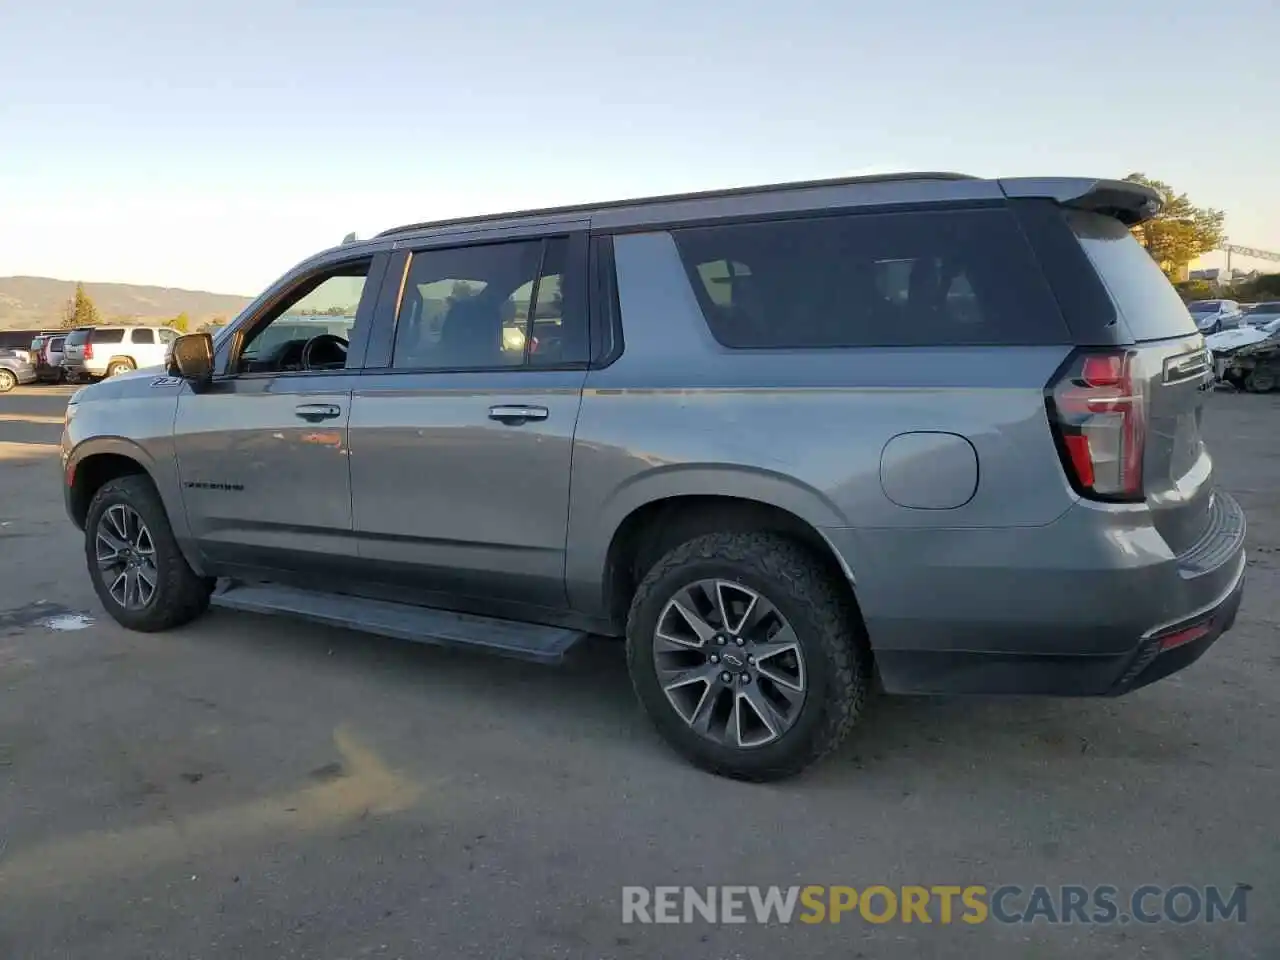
[169,333,214,389]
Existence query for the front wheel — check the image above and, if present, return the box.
[0,369,16,393]
[626,532,871,781]
[85,475,214,631]
[1245,366,1276,393]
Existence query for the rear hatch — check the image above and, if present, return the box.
[63,328,91,362]
[1036,199,1214,557]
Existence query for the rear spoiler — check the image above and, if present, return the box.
[998,177,1162,226]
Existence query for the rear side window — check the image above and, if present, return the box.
[1065,211,1199,342]
[131,328,155,344]
[671,208,1067,348]
[90,329,125,344]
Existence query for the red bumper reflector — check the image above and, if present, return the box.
[1158,622,1213,651]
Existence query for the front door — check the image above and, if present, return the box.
[173,254,385,579]
[348,233,590,613]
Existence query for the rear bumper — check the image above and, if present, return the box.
[62,361,106,379]
[826,490,1248,696]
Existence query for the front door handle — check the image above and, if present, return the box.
[295,403,342,422]
[488,404,549,425]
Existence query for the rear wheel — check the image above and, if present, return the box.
[0,369,16,393]
[106,360,135,377]
[626,531,871,781]
[85,475,213,631]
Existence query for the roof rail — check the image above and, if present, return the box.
[375,171,978,239]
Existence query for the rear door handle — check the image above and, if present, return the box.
[295,403,342,422]
[488,404,549,425]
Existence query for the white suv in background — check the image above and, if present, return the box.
[62,326,179,380]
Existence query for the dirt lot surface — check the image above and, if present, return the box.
[0,383,1275,958]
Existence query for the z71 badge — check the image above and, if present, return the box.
[150,376,183,387]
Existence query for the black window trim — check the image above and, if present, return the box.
[367,231,592,377]
[214,251,389,381]
[588,234,624,369]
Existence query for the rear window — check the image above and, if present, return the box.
[671,208,1068,348]
[1066,211,1200,342]
[50,337,64,350]
[1187,300,1221,313]
[65,330,90,346]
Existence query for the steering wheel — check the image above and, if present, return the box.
[300,333,349,371]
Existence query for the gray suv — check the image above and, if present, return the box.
[61,173,1247,780]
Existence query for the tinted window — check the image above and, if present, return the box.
[91,329,125,344]
[392,237,582,369]
[131,328,155,344]
[65,330,90,346]
[50,338,64,350]
[1187,300,1221,313]
[672,208,1067,348]
[1067,211,1200,342]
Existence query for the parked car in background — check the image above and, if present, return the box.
[61,173,1247,781]
[34,334,67,382]
[0,349,37,392]
[61,326,180,381]
[1187,299,1244,334]
[1242,301,1280,327]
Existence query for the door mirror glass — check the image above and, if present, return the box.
[170,333,214,385]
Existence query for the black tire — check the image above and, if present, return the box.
[85,474,214,631]
[626,532,871,781]
[106,360,135,377]
[0,369,16,393]
[1244,366,1276,393]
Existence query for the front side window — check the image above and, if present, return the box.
[673,208,1068,349]
[235,261,369,374]
[391,237,580,370]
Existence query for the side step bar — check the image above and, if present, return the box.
[211,582,588,665]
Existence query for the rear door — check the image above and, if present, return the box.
[348,232,589,612]
[1061,209,1214,555]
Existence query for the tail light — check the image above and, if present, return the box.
[1047,351,1147,501]
[83,341,94,360]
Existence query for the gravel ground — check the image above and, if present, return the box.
[0,383,1275,959]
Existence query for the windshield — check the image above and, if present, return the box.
[1187,300,1221,314]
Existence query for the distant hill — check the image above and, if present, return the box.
[0,276,252,331]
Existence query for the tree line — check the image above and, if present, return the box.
[59,282,229,333]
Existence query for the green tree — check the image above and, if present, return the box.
[1123,173,1226,281]
[169,312,190,333]
[62,282,101,328]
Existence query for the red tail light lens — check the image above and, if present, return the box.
[1047,350,1147,501]
[83,341,94,360]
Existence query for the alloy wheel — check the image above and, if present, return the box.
[653,578,807,749]
[95,504,159,610]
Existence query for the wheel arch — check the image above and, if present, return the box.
[66,441,158,530]
[599,492,861,637]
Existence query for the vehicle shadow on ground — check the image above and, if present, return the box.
[179,607,1206,788]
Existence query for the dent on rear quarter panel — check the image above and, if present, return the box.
[564,231,1080,615]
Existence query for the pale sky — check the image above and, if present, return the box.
[1,0,1277,295]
